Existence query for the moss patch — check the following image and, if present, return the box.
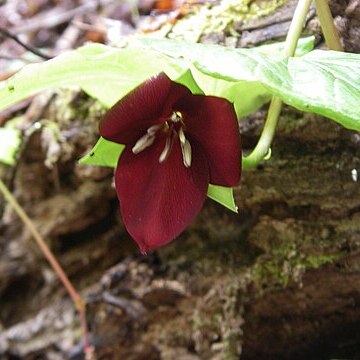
[160,0,288,42]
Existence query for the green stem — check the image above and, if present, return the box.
[283,0,313,57]
[314,0,343,51]
[0,179,94,358]
[242,0,312,169]
[242,97,282,168]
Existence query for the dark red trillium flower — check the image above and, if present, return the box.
[99,72,241,253]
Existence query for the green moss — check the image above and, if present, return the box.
[304,252,346,268]
[252,244,347,289]
[162,0,288,42]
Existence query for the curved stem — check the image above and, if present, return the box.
[242,97,282,169]
[0,179,94,358]
[283,0,313,57]
[242,0,312,169]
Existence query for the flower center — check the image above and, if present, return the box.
[132,111,192,168]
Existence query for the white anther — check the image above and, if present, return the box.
[159,136,173,163]
[132,133,155,154]
[170,111,182,123]
[179,127,186,145]
[181,138,192,168]
[147,124,162,136]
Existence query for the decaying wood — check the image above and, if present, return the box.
[1,111,359,360]
[238,112,360,359]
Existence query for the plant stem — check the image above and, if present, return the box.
[0,179,94,359]
[314,0,343,51]
[242,0,312,169]
[283,0,313,57]
[242,97,282,168]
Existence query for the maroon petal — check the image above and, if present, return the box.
[115,136,209,253]
[177,95,241,187]
[99,73,191,145]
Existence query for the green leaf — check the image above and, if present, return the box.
[207,184,238,213]
[174,68,204,95]
[282,51,360,130]
[255,36,315,57]
[0,37,314,119]
[133,38,360,130]
[0,128,21,165]
[190,67,271,118]
[79,137,124,168]
[133,36,314,119]
[0,44,189,111]
[133,36,315,60]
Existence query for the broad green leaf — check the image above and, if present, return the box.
[0,128,21,165]
[0,38,315,120]
[282,51,360,130]
[133,36,314,118]
[134,36,315,59]
[207,184,238,213]
[0,44,189,111]
[174,68,204,94]
[79,137,124,168]
[133,38,360,130]
[255,36,315,57]
[190,67,271,118]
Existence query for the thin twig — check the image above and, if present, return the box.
[0,28,52,60]
[0,178,94,359]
